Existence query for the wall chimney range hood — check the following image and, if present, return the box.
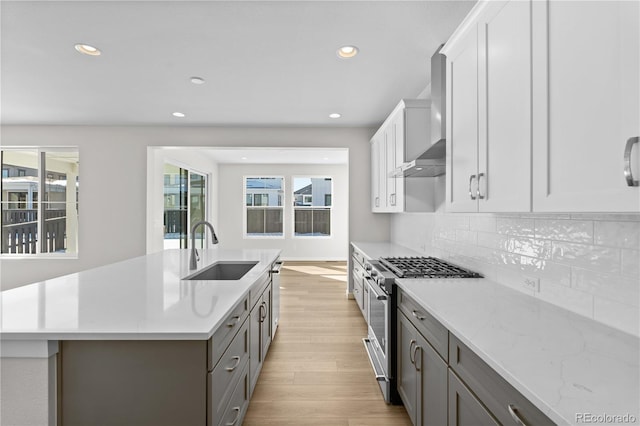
[397,44,447,178]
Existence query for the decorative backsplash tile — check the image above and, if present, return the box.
[391,212,640,336]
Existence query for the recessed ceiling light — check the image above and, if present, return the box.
[323,157,329,161]
[190,77,205,85]
[241,157,248,160]
[329,113,341,119]
[74,43,101,56]
[337,45,358,59]
[172,112,185,118]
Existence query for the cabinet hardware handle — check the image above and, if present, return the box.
[226,316,240,328]
[469,174,477,200]
[376,294,387,301]
[508,404,527,426]
[390,193,396,206]
[409,339,417,365]
[225,407,241,426]
[477,172,485,199]
[412,310,427,321]
[624,136,639,186]
[375,197,380,207]
[259,302,267,322]
[413,345,422,372]
[225,356,241,372]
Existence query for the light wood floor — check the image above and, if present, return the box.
[243,261,411,426]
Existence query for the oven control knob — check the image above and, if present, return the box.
[364,263,372,272]
[370,269,378,278]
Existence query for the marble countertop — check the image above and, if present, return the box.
[352,241,639,426]
[0,248,281,341]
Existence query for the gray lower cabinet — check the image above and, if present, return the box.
[350,245,368,321]
[59,268,277,426]
[448,369,498,426]
[396,288,555,426]
[249,279,272,397]
[397,308,448,426]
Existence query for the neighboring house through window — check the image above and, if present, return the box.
[1,148,79,256]
[244,177,284,237]
[293,177,332,237]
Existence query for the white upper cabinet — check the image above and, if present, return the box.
[444,0,639,213]
[532,0,640,212]
[445,0,531,213]
[370,99,434,213]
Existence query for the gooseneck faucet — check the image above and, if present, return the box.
[189,220,219,270]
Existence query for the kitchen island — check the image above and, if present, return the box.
[0,248,281,426]
[352,241,639,426]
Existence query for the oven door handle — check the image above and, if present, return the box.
[366,277,388,300]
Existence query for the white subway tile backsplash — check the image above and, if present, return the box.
[621,249,640,278]
[392,211,640,336]
[534,219,593,243]
[537,280,594,318]
[551,241,621,274]
[594,221,640,249]
[572,269,639,305]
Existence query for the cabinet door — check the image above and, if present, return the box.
[386,124,399,211]
[532,0,640,211]
[248,300,261,396]
[415,334,448,426]
[448,370,498,426]
[397,312,419,424]
[260,286,272,360]
[478,0,532,212]
[446,23,480,212]
[371,136,387,212]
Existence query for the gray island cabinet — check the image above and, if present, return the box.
[0,249,281,426]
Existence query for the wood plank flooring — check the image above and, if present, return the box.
[243,261,411,426]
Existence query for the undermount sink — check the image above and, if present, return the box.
[184,261,259,281]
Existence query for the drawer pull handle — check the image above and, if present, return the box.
[226,316,240,328]
[226,407,241,426]
[225,356,241,372]
[477,172,485,199]
[412,310,427,321]
[508,404,527,426]
[624,136,639,186]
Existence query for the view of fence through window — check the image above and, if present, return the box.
[245,177,284,237]
[1,149,79,255]
[163,164,206,249]
[293,177,331,237]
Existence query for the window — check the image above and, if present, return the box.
[163,163,207,250]
[244,177,284,237]
[1,148,79,256]
[293,177,332,237]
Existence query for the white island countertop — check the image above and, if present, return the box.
[352,241,640,426]
[1,248,281,341]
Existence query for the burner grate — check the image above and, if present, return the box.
[379,256,481,279]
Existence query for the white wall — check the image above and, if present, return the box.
[1,126,390,290]
[218,163,348,260]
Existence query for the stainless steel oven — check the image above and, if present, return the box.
[362,256,481,404]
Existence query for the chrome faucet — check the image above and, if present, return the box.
[189,220,219,270]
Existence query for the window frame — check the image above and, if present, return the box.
[292,175,333,239]
[1,147,80,259]
[243,176,285,239]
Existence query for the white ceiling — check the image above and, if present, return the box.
[164,146,349,164]
[0,0,475,128]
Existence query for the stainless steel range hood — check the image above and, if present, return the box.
[397,44,447,178]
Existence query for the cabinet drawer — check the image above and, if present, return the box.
[353,275,364,314]
[352,247,367,267]
[208,318,249,425]
[448,368,498,426]
[208,296,249,371]
[397,288,449,361]
[449,334,554,426]
[217,363,250,426]
[250,273,270,309]
[352,257,365,283]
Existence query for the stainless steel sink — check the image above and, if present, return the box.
[184,261,259,281]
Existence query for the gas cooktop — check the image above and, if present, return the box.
[379,256,482,279]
